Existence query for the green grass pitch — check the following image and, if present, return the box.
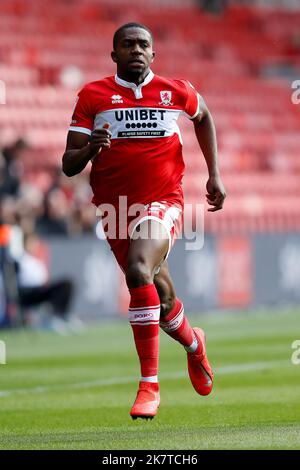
[0,308,299,450]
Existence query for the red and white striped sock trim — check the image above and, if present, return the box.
[159,305,184,332]
[129,304,160,326]
[159,298,197,349]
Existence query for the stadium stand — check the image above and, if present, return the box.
[0,0,300,233]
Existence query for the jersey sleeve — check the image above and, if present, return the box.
[181,80,200,119]
[69,87,94,136]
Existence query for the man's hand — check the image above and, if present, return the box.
[89,123,111,155]
[206,174,226,212]
[62,123,112,177]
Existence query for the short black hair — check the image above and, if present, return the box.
[113,23,153,50]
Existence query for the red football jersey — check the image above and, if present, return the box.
[69,71,200,208]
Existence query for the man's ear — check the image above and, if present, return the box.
[111,51,117,63]
[151,51,155,63]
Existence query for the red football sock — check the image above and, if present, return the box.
[129,284,160,381]
[160,298,200,353]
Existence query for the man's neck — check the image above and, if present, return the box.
[116,69,150,86]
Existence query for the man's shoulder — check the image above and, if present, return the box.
[79,76,115,95]
[153,74,190,90]
[155,75,188,88]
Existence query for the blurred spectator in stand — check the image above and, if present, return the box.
[0,139,95,238]
[17,232,75,333]
[36,187,69,236]
[0,222,9,326]
[0,138,27,199]
[0,219,21,328]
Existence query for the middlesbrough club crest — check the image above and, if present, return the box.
[159,90,173,106]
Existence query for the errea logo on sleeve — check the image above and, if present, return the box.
[111,94,123,104]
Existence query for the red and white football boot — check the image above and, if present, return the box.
[130,381,160,420]
[187,327,214,396]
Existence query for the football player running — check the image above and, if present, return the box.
[62,23,226,420]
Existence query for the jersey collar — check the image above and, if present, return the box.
[114,70,154,99]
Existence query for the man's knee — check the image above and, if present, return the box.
[125,259,153,288]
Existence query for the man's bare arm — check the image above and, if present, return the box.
[62,124,111,177]
[193,95,226,212]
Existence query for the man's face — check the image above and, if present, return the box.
[111,27,155,76]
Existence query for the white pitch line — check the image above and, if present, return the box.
[0,359,290,398]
